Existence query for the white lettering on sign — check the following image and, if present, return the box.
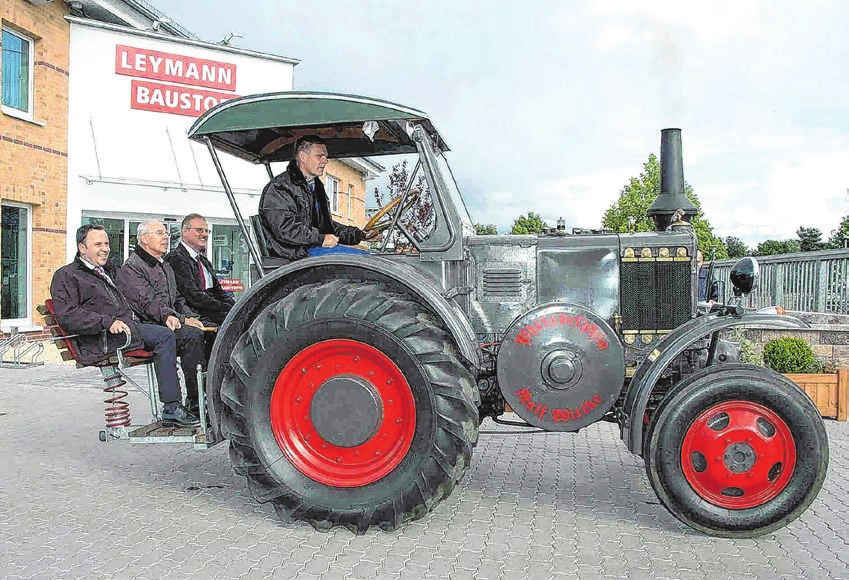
[116,45,237,91]
[131,80,238,118]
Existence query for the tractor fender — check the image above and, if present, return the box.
[621,311,809,455]
[210,254,481,401]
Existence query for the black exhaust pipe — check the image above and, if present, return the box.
[647,128,697,231]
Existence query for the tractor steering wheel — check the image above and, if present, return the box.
[364,188,421,233]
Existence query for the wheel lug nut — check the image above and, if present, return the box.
[322,443,327,449]
[381,433,387,439]
[315,364,322,370]
[353,356,360,363]
[725,438,731,444]
[301,368,307,374]
[303,415,309,421]
[369,370,375,377]
[354,451,360,456]
[304,434,310,441]
[395,418,402,424]
[388,399,393,405]
[336,457,343,463]
[386,379,393,385]
[295,396,302,403]
[374,450,380,456]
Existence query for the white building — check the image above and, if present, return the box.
[66,14,300,294]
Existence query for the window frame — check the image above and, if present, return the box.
[326,175,340,216]
[1,202,33,331]
[1,26,35,120]
[348,184,354,219]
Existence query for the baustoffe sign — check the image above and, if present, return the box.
[115,45,239,117]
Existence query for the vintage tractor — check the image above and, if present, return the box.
[186,92,828,538]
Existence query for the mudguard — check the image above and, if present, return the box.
[206,254,481,436]
[621,311,809,455]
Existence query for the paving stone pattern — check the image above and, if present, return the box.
[2,365,849,579]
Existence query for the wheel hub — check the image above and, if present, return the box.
[681,400,796,509]
[541,350,582,389]
[310,376,382,447]
[723,442,757,473]
[270,339,416,487]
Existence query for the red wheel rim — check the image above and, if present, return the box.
[681,400,796,509]
[270,339,416,487]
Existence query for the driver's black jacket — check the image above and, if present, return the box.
[259,160,364,261]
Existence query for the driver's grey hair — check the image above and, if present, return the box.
[295,135,326,157]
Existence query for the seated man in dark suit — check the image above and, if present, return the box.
[50,224,199,427]
[164,213,235,326]
[117,220,207,420]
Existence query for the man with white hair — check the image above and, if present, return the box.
[117,220,206,421]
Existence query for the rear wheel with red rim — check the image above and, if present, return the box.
[645,364,828,538]
[219,280,479,534]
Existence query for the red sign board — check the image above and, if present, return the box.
[218,278,245,293]
[116,44,237,91]
[130,79,238,117]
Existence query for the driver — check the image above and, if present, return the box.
[258,135,380,262]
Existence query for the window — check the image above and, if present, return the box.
[348,184,354,219]
[2,28,34,116]
[327,176,340,215]
[1,203,31,328]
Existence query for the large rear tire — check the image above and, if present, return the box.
[219,279,479,533]
[645,364,828,538]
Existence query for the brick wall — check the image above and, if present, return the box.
[324,159,368,228]
[1,0,70,327]
[733,311,849,369]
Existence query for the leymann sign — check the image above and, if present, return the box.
[115,45,239,117]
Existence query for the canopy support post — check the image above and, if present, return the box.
[203,137,265,278]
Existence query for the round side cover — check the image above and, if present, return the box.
[497,303,625,431]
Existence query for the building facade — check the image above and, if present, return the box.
[1,0,70,334]
[0,0,379,347]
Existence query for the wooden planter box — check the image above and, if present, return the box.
[784,368,848,421]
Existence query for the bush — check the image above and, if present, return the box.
[728,328,763,366]
[763,337,817,373]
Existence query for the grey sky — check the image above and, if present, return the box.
[160,0,849,246]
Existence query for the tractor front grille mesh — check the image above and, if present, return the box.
[620,260,691,331]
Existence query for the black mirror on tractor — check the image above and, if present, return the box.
[730,257,759,295]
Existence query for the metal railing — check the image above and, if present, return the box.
[708,248,849,314]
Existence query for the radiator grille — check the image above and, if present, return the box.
[482,268,523,298]
[620,260,691,331]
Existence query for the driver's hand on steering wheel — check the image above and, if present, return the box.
[363,229,382,242]
[322,234,339,248]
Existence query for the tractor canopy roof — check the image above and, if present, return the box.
[188,91,448,164]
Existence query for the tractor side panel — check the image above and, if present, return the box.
[466,236,538,336]
[536,235,621,322]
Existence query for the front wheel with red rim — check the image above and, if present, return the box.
[645,364,828,538]
[219,280,479,534]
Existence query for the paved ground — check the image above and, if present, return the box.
[2,363,849,580]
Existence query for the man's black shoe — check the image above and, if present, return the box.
[186,402,200,421]
[161,403,201,428]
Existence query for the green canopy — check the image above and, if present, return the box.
[188,92,448,164]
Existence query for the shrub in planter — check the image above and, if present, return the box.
[763,336,817,374]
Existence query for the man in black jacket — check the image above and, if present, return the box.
[50,224,198,427]
[164,213,235,326]
[258,135,380,262]
[117,220,206,419]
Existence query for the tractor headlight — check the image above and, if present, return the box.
[730,257,759,295]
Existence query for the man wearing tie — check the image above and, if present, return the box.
[164,213,235,326]
[257,135,380,263]
[50,224,199,427]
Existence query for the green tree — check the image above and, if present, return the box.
[602,154,728,258]
[475,223,498,235]
[827,215,849,249]
[725,236,749,259]
[511,211,547,234]
[753,239,801,256]
[796,226,824,252]
[373,160,432,249]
